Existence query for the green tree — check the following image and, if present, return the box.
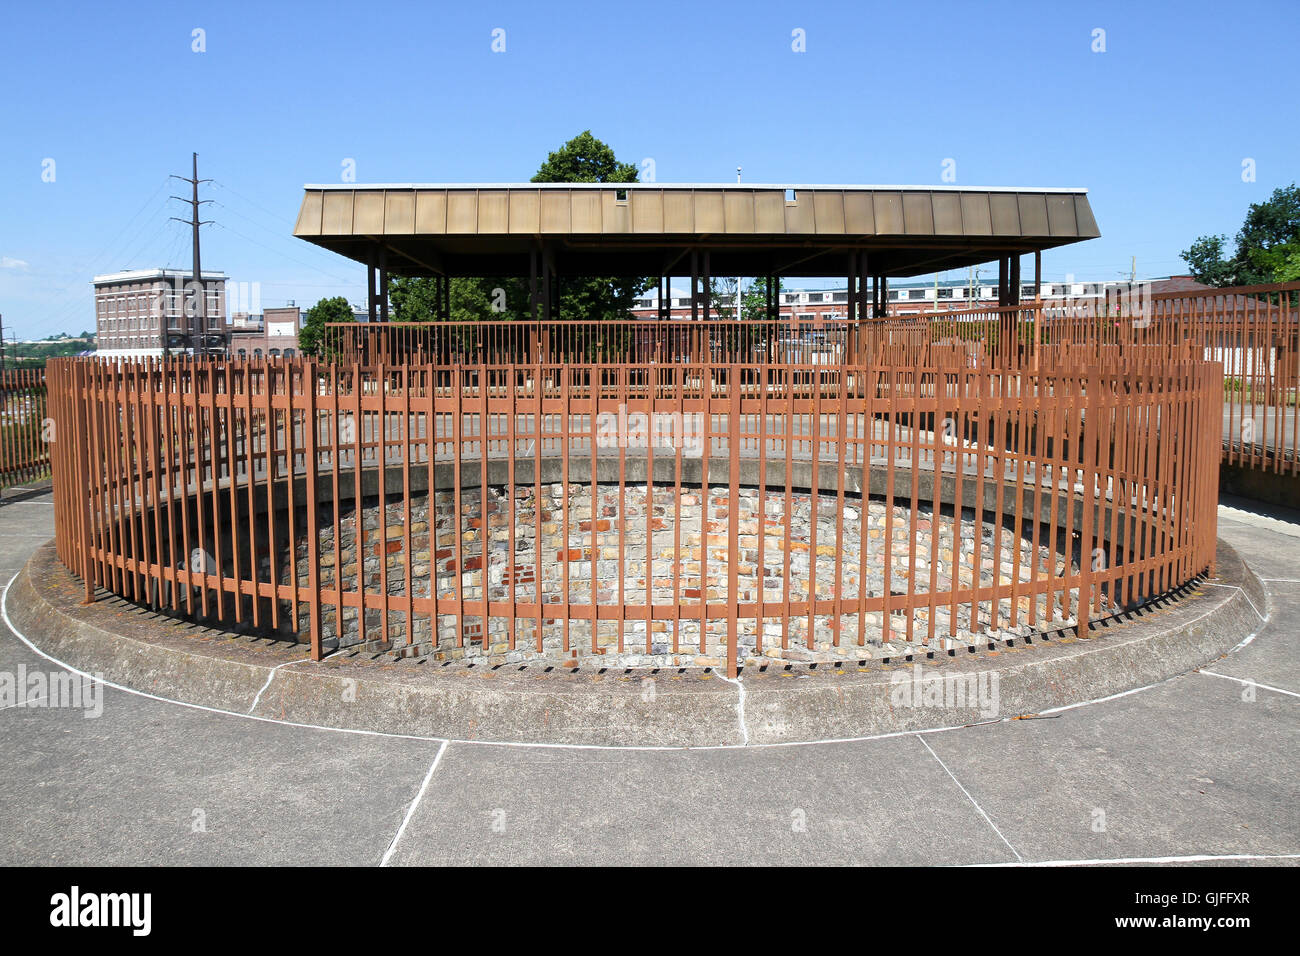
[299,296,354,356]
[708,276,785,321]
[1182,184,1300,286]
[389,274,528,323]
[1276,246,1300,283]
[532,130,652,321]
[531,130,639,184]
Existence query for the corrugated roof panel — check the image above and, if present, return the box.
[1017,194,1050,236]
[902,192,934,235]
[414,190,447,233]
[508,191,539,234]
[932,192,963,235]
[384,191,416,235]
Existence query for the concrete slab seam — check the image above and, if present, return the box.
[1196,669,1300,700]
[915,733,1023,863]
[380,740,449,867]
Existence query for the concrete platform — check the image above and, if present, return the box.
[4,532,1265,747]
[1,488,1296,866]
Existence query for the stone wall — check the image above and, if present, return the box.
[278,482,1102,668]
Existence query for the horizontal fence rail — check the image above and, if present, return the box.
[0,368,50,491]
[48,352,1221,677]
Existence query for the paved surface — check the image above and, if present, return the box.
[0,483,1296,866]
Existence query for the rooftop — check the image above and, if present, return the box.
[294,183,1100,280]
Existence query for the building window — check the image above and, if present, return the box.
[908,289,925,300]
[938,288,953,298]
[615,189,628,202]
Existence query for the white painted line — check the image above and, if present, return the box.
[970,851,1300,867]
[715,672,748,746]
[0,567,1284,753]
[248,657,313,714]
[381,740,448,867]
[0,694,47,712]
[1260,578,1300,584]
[1197,669,1300,700]
[1202,582,1266,622]
[915,733,1023,863]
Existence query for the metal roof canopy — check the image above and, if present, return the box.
[294,184,1100,279]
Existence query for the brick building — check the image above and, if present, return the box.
[93,268,227,357]
[228,305,303,358]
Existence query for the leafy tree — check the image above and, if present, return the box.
[531,130,639,184]
[532,130,652,321]
[389,274,528,323]
[298,296,354,356]
[742,275,784,322]
[708,275,785,322]
[1180,235,1237,287]
[1182,184,1300,286]
[1276,246,1300,283]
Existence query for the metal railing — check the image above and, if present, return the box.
[47,352,1221,677]
[324,281,1297,473]
[0,368,50,492]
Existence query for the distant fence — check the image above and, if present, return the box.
[0,369,49,492]
[324,281,1297,474]
[47,352,1221,676]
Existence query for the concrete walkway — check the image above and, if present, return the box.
[0,484,1295,866]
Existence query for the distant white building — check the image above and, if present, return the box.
[631,276,1207,319]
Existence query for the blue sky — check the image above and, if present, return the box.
[1,0,1296,339]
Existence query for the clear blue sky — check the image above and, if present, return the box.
[1,0,1296,339]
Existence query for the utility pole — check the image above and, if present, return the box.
[170,153,213,357]
[0,313,5,372]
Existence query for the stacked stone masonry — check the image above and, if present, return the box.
[280,483,1108,668]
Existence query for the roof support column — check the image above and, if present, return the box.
[541,245,553,325]
[847,252,857,360]
[690,250,699,322]
[702,250,711,322]
[529,248,539,321]
[1033,250,1042,373]
[857,253,871,338]
[366,254,378,324]
[1010,254,1022,306]
[379,247,389,324]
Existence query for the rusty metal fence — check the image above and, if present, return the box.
[47,350,1221,676]
[324,281,1297,474]
[0,368,50,492]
